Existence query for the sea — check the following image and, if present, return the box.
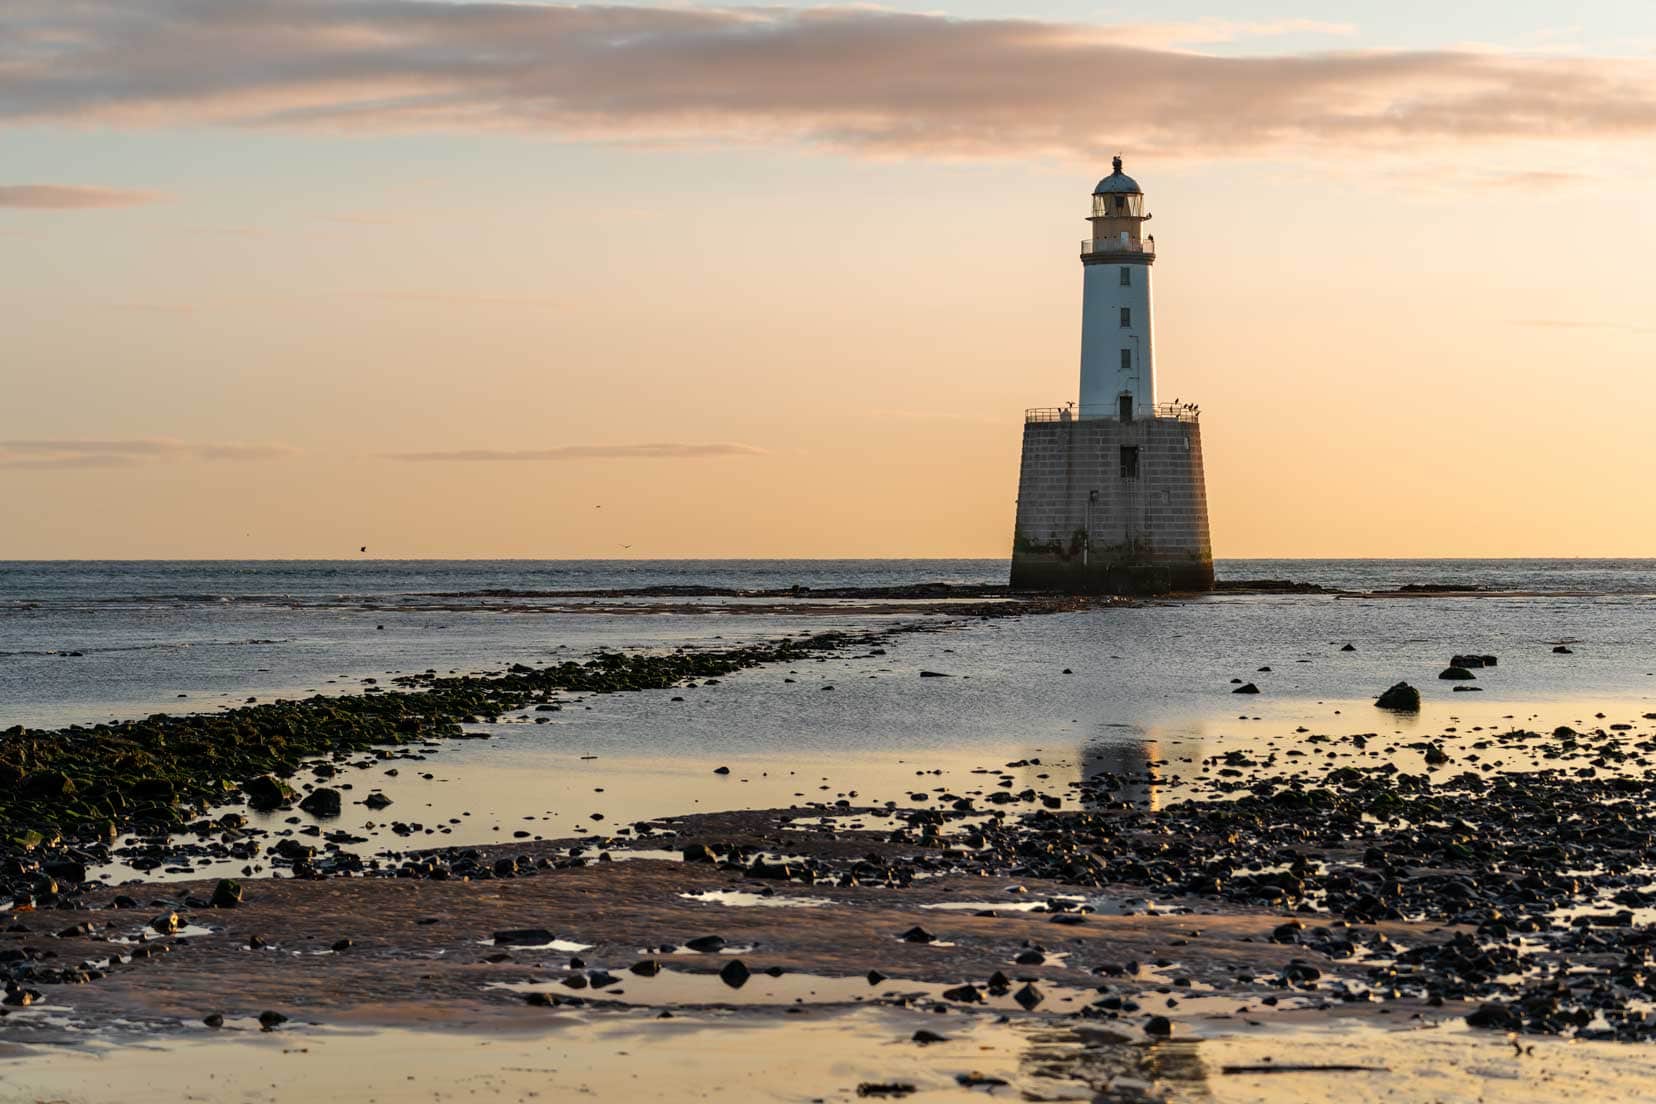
[2,558,1652,872]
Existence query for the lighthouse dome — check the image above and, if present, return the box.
[1093,156,1141,195]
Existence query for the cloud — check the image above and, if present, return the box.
[0,3,1652,163]
[386,443,768,462]
[1107,18,1357,49]
[0,439,298,469]
[0,184,162,209]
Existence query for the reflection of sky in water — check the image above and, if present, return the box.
[20,563,1647,883]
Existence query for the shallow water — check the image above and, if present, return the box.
[3,558,1653,729]
[6,1001,1656,1103]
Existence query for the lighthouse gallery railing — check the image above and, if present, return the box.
[1026,404,1198,424]
[1080,238,1155,257]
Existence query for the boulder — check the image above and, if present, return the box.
[244,775,292,810]
[1375,682,1421,712]
[1437,667,1476,681]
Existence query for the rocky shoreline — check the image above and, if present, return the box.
[6,584,1656,1070]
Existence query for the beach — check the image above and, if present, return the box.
[3,559,1655,1101]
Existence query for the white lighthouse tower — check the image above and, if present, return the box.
[1078,156,1156,420]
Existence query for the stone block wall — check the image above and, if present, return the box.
[1009,417,1213,593]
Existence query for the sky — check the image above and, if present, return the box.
[2,0,1654,559]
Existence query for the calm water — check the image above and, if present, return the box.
[1,559,1652,730]
[4,558,1651,879]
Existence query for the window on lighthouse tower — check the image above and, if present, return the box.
[1120,307,1132,328]
[1119,267,1132,286]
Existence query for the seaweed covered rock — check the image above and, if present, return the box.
[244,775,293,811]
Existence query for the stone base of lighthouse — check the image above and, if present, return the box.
[1009,413,1213,594]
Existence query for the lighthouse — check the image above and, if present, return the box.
[1008,160,1213,594]
[1079,157,1156,420]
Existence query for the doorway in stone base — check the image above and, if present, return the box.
[1118,394,1133,421]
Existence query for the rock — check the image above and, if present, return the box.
[898,926,936,944]
[1450,654,1487,669]
[210,879,242,909]
[1438,667,1476,681]
[21,771,74,799]
[918,671,952,678]
[244,775,292,810]
[1375,682,1421,711]
[273,839,314,861]
[955,1074,1009,1089]
[719,959,751,988]
[941,984,983,1003]
[202,1012,224,1028]
[1144,1015,1173,1037]
[1340,643,1357,652]
[629,960,662,977]
[856,1084,917,1098]
[258,1010,288,1030]
[362,792,393,810]
[1013,982,1044,1010]
[712,766,731,775]
[44,860,87,885]
[492,929,554,946]
[151,912,180,935]
[748,859,793,880]
[911,1029,948,1045]
[1466,1003,1517,1030]
[1232,683,1260,695]
[298,788,342,817]
[685,935,726,953]
[1553,645,1573,654]
[331,938,352,952]
[866,970,888,985]
[682,843,718,863]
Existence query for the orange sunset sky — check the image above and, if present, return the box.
[3,1,1653,559]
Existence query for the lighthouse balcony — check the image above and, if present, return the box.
[1026,403,1198,424]
[1080,237,1155,258]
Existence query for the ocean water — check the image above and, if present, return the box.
[1,559,1652,732]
